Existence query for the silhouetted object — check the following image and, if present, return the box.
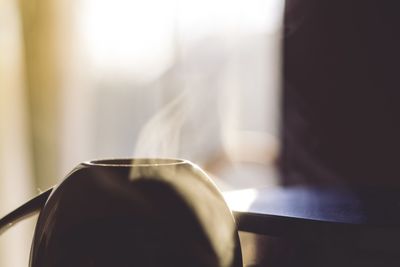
[0,159,242,267]
[281,0,400,187]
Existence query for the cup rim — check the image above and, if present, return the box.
[82,158,188,168]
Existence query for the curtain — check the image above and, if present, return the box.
[0,0,62,264]
[0,0,35,265]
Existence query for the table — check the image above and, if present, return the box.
[223,186,400,267]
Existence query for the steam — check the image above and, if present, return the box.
[133,91,187,159]
[130,0,284,186]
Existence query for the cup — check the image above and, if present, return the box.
[0,158,242,267]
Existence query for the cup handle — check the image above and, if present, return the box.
[0,188,53,235]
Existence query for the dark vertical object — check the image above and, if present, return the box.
[281,0,400,186]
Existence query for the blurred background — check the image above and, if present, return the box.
[0,0,284,265]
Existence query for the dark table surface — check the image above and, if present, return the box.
[224,186,400,236]
[224,186,400,266]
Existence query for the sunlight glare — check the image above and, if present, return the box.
[223,188,258,212]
